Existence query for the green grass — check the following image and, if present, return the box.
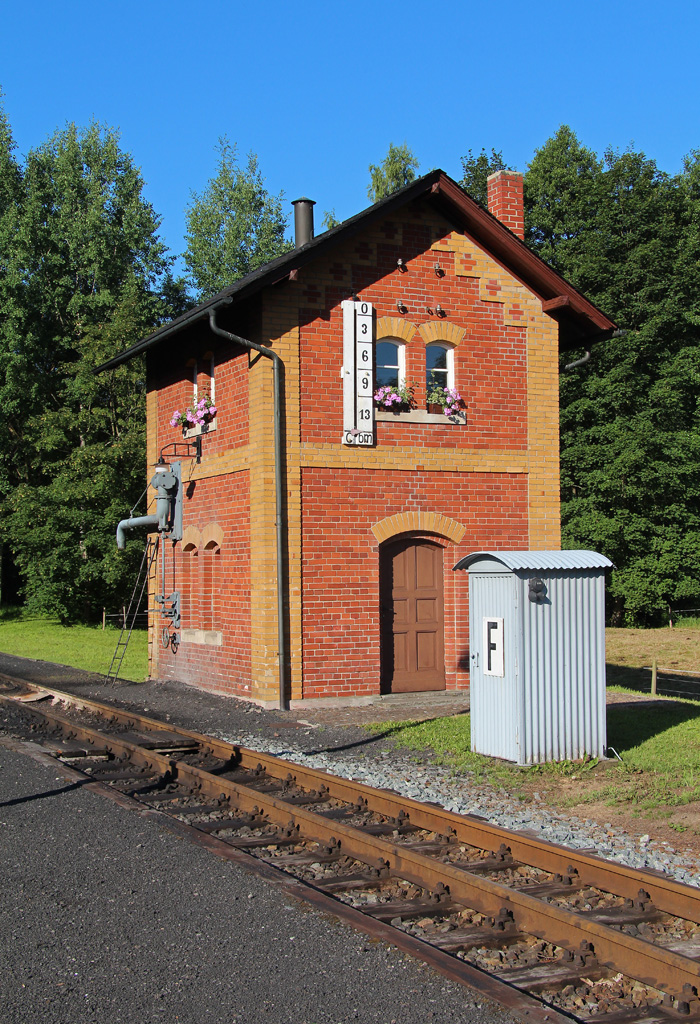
[671,615,700,629]
[0,609,148,681]
[366,699,700,812]
[366,714,512,781]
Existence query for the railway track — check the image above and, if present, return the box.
[1,675,699,1024]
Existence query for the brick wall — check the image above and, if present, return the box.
[147,327,254,696]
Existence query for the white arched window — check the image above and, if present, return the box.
[426,343,454,398]
[375,339,406,390]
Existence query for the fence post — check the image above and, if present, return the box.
[102,608,106,630]
[651,659,658,696]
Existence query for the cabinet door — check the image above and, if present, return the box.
[469,573,518,761]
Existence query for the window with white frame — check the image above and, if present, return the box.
[183,353,217,437]
[375,339,405,390]
[426,343,454,400]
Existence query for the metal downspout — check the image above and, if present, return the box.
[563,329,627,371]
[208,310,288,711]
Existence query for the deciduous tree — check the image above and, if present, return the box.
[0,117,181,621]
[526,128,700,623]
[459,147,507,206]
[367,143,419,202]
[184,139,292,301]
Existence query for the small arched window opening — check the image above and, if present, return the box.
[375,339,405,390]
[201,541,220,631]
[426,343,454,393]
[181,543,198,627]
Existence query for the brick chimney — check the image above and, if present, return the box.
[486,170,524,240]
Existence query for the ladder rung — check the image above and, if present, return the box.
[107,536,158,681]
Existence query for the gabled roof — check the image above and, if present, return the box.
[97,170,616,372]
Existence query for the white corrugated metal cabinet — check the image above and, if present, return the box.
[453,551,613,765]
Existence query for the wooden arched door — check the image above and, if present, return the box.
[380,539,445,692]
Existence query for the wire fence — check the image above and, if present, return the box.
[646,661,700,700]
[668,607,700,627]
[101,608,149,630]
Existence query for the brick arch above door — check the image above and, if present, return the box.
[371,512,465,545]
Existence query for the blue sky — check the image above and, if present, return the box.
[2,0,698,276]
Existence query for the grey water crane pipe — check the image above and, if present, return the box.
[116,514,159,549]
[116,461,180,550]
[208,309,288,712]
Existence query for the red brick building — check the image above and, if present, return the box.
[101,170,614,708]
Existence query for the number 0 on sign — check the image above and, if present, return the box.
[342,299,375,446]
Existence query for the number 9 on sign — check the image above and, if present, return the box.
[357,369,372,396]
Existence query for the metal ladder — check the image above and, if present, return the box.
[105,536,158,682]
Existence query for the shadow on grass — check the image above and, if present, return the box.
[607,699,700,754]
[607,662,700,700]
[0,605,29,622]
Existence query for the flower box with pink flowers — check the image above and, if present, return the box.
[170,395,218,436]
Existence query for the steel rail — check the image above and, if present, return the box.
[3,688,699,1000]
[5,680,699,922]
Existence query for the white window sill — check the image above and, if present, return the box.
[183,417,217,439]
[375,409,465,425]
[179,629,223,646]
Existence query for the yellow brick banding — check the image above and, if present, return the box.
[186,447,250,481]
[297,443,527,475]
